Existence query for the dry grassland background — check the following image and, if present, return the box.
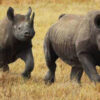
[0,0,100,100]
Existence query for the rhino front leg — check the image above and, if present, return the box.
[70,66,83,83]
[19,48,34,79]
[78,54,100,82]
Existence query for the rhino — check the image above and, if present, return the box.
[0,7,35,78]
[44,11,100,84]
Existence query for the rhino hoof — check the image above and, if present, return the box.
[44,71,55,85]
[22,73,31,79]
[44,79,54,85]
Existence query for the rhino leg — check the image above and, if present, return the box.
[44,39,58,84]
[18,48,34,79]
[44,62,57,84]
[78,54,100,82]
[70,66,83,83]
[0,65,9,72]
[3,65,9,72]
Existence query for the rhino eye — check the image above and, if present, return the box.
[18,27,21,30]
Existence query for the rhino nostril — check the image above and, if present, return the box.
[24,32,32,37]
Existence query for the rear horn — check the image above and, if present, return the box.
[26,7,32,20]
[30,12,35,27]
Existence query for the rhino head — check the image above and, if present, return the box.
[7,7,35,41]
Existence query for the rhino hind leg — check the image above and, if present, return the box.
[3,65,9,72]
[70,66,83,83]
[44,40,58,84]
[44,62,57,84]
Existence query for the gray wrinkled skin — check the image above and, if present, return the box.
[44,11,100,84]
[0,7,35,78]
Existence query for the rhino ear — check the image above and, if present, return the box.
[94,14,100,28]
[7,7,14,21]
[30,12,35,27]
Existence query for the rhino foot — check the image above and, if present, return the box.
[22,72,31,79]
[44,71,55,84]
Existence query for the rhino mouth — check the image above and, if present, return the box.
[24,33,32,38]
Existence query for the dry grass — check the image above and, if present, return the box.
[0,0,100,5]
[0,1,100,100]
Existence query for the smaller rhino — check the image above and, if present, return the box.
[0,7,35,78]
[44,11,100,84]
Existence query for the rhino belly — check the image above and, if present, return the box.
[0,49,17,66]
[52,42,80,66]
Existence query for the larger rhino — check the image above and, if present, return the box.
[0,7,35,78]
[44,11,100,84]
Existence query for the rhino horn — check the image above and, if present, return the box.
[30,12,35,27]
[26,7,32,20]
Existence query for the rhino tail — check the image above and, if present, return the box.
[58,13,66,19]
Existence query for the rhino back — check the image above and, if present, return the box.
[48,14,84,65]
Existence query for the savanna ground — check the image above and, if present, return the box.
[0,0,100,100]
